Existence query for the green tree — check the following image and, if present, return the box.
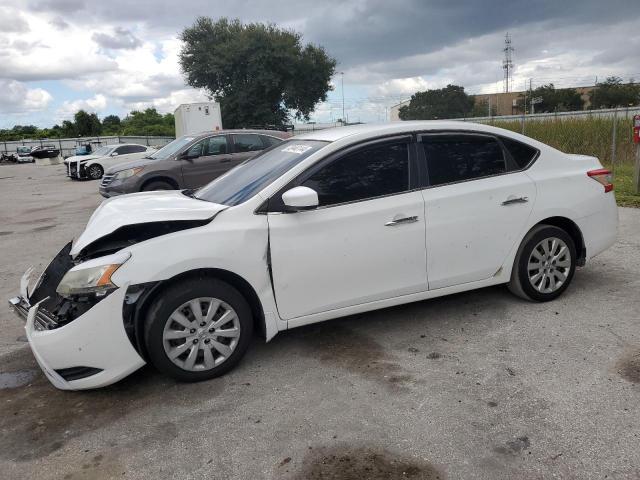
[120,108,175,136]
[74,110,102,136]
[469,98,497,117]
[102,115,121,134]
[516,84,584,113]
[399,85,475,120]
[179,17,336,128]
[590,76,640,108]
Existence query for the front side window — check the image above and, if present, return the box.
[302,142,409,207]
[422,134,505,186]
[115,145,136,155]
[233,134,264,152]
[205,136,228,155]
[185,140,204,158]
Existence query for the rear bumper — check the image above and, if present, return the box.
[8,286,146,391]
[577,193,618,261]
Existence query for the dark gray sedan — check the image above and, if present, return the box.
[99,129,289,197]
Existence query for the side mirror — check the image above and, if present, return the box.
[110,152,118,157]
[281,186,319,212]
[180,150,198,160]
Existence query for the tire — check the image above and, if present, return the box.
[87,164,103,180]
[142,180,175,191]
[144,277,253,382]
[508,225,577,302]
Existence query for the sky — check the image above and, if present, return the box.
[1,0,639,128]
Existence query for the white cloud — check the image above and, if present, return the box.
[56,93,108,121]
[0,6,30,33]
[92,27,142,50]
[0,79,52,114]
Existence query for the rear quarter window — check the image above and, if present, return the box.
[500,136,539,169]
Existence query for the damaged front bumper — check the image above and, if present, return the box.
[8,245,146,390]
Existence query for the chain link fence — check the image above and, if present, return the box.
[456,106,640,166]
[1,135,174,159]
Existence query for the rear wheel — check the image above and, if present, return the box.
[508,225,576,302]
[144,277,253,382]
[142,180,174,191]
[87,164,103,180]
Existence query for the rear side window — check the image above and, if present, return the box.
[302,142,409,207]
[500,136,538,169]
[421,134,505,186]
[130,145,147,153]
[260,135,282,147]
[233,134,264,152]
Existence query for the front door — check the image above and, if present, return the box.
[181,135,232,188]
[418,133,537,289]
[268,139,428,320]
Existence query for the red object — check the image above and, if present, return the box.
[587,169,614,193]
[633,114,640,144]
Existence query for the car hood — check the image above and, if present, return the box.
[104,156,158,174]
[65,154,101,163]
[71,190,227,257]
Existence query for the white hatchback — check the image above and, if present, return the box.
[10,121,618,390]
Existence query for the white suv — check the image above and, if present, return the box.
[10,121,617,390]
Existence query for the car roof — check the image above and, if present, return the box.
[292,120,530,143]
[192,129,290,139]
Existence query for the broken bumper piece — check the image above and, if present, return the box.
[8,283,146,391]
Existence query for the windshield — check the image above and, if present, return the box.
[92,146,114,157]
[17,147,31,154]
[148,136,196,160]
[195,139,328,206]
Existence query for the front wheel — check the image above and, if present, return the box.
[508,225,576,302]
[144,277,253,382]
[87,164,104,180]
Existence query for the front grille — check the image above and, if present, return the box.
[101,174,115,187]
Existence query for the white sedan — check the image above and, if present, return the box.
[9,121,617,390]
[64,143,156,180]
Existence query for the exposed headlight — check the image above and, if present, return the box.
[113,167,144,180]
[56,252,131,297]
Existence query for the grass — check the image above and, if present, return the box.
[610,164,640,208]
[478,116,640,208]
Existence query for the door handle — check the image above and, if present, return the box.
[220,158,232,163]
[385,216,418,227]
[502,196,529,206]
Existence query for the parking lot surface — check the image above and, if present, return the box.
[0,162,639,480]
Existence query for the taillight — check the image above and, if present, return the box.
[587,169,613,193]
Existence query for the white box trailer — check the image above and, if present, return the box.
[174,102,223,137]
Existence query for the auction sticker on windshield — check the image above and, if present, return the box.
[282,144,313,154]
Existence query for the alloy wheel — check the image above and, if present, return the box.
[88,165,103,179]
[527,237,572,294]
[162,297,241,371]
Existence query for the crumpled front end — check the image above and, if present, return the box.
[8,242,146,390]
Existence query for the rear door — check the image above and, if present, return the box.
[419,133,537,290]
[181,135,233,188]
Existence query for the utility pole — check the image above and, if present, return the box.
[503,33,514,93]
[340,72,345,125]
